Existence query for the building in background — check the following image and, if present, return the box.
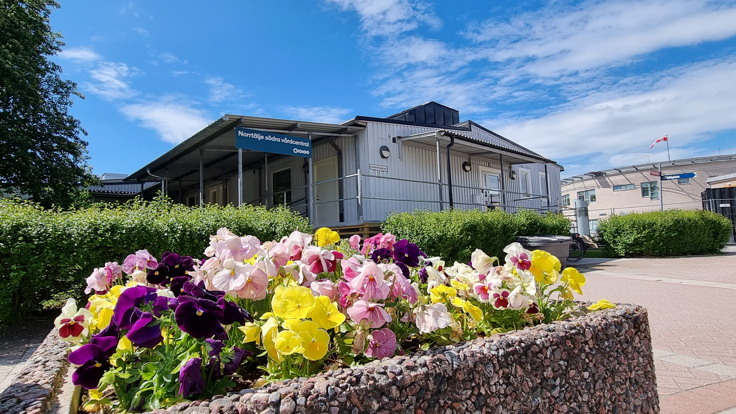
[119,102,562,234]
[561,154,736,234]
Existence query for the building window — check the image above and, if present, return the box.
[677,177,690,184]
[613,184,635,191]
[577,189,596,203]
[641,181,659,199]
[538,172,547,196]
[562,194,570,206]
[272,169,292,206]
[519,168,531,195]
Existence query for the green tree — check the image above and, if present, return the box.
[0,0,95,208]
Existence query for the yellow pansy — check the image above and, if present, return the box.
[430,284,457,304]
[561,267,586,295]
[271,285,315,319]
[274,330,303,356]
[588,299,616,311]
[315,227,340,247]
[261,317,283,363]
[307,296,346,330]
[238,322,261,345]
[530,250,561,284]
[450,279,469,292]
[294,320,330,361]
[117,336,133,352]
[451,297,483,322]
[281,318,301,331]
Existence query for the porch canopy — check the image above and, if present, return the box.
[126,115,362,204]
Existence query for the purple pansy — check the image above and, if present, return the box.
[112,285,158,329]
[224,347,251,376]
[178,357,205,397]
[68,336,118,389]
[174,296,223,339]
[370,248,393,263]
[392,239,426,267]
[126,311,163,348]
[218,298,253,326]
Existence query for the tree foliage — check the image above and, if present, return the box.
[0,0,95,208]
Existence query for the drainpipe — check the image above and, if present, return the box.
[444,133,455,209]
[435,131,444,210]
[147,169,165,198]
[328,140,345,222]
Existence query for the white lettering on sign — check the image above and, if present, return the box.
[293,148,310,155]
[237,129,310,146]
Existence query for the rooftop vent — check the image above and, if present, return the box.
[386,101,460,127]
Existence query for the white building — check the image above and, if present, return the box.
[126,102,562,233]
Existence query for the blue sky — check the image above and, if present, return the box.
[51,0,736,178]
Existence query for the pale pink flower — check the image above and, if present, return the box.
[349,234,361,250]
[350,261,390,301]
[302,246,336,274]
[286,230,313,260]
[503,242,532,271]
[225,234,260,262]
[365,328,397,359]
[266,241,290,268]
[473,282,492,303]
[310,279,338,300]
[212,262,251,293]
[347,300,391,329]
[122,249,157,274]
[340,256,363,281]
[85,268,107,294]
[235,263,269,300]
[414,303,452,334]
[361,232,395,255]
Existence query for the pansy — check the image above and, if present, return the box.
[235,262,269,300]
[294,320,330,361]
[212,261,250,293]
[310,279,339,300]
[68,336,118,389]
[392,239,425,267]
[470,249,496,276]
[349,234,361,250]
[85,262,122,294]
[588,299,616,310]
[126,311,163,348]
[503,242,532,271]
[271,285,316,319]
[54,298,94,343]
[414,303,452,334]
[122,249,158,274]
[274,329,303,356]
[492,289,511,309]
[530,250,561,284]
[429,284,457,304]
[349,261,391,301]
[561,267,586,295]
[307,296,346,330]
[285,230,313,260]
[365,328,397,359]
[347,300,391,329]
[174,296,224,339]
[238,322,261,344]
[178,357,205,397]
[315,227,340,247]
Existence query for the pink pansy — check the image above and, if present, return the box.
[379,263,408,299]
[212,262,251,293]
[473,282,492,303]
[361,232,395,255]
[503,242,532,271]
[471,249,495,277]
[347,300,392,329]
[340,256,363,281]
[349,234,361,250]
[235,262,268,300]
[349,261,391,301]
[310,279,338,300]
[414,303,452,334]
[506,287,530,310]
[224,234,260,262]
[302,246,337,275]
[122,249,158,274]
[365,328,397,359]
[85,268,107,294]
[266,241,290,268]
[54,298,93,343]
[492,289,511,309]
[286,230,313,260]
[396,278,418,304]
[296,263,318,286]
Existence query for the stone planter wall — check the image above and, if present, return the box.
[3,304,659,414]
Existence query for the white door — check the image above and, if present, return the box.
[314,157,339,226]
[478,166,501,209]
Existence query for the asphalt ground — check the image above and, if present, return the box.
[1,247,734,413]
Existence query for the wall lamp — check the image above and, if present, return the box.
[379,145,391,159]
[462,161,472,172]
[510,170,517,180]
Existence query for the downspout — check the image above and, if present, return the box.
[444,133,455,209]
[147,169,165,198]
[435,131,444,210]
[328,140,345,222]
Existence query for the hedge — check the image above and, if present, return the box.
[382,209,570,265]
[597,210,732,257]
[0,198,311,323]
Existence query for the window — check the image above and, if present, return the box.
[641,181,659,199]
[562,194,570,206]
[538,172,547,196]
[677,177,690,184]
[272,169,292,206]
[613,184,635,192]
[519,168,531,195]
[577,189,596,203]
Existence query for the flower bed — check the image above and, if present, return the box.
[2,303,658,413]
[9,227,658,413]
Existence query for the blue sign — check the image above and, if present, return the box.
[661,172,696,181]
[235,128,312,158]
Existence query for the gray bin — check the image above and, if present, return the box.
[516,235,572,268]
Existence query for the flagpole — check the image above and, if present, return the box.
[666,135,670,161]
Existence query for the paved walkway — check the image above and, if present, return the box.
[0,312,56,394]
[577,246,736,414]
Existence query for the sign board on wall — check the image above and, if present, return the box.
[235,128,312,158]
[661,172,696,181]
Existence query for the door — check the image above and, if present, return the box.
[479,166,501,209]
[314,157,339,226]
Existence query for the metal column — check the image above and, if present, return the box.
[264,153,269,207]
[308,156,314,224]
[436,135,444,210]
[237,148,243,206]
[199,149,204,207]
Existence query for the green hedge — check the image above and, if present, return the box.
[382,209,570,265]
[597,210,732,257]
[0,198,311,322]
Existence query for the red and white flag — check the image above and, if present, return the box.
[650,135,668,148]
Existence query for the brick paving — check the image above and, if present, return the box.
[577,246,736,414]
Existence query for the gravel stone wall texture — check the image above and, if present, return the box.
[5,304,659,414]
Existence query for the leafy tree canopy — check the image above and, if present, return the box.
[0,0,96,208]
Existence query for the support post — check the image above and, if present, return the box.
[499,154,507,211]
[199,149,204,207]
[659,162,663,211]
[308,156,314,225]
[238,148,243,207]
[436,134,444,210]
[357,168,363,222]
[264,153,269,207]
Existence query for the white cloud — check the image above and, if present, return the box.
[120,98,211,144]
[85,62,138,100]
[325,0,439,37]
[492,58,736,174]
[204,76,241,104]
[59,47,101,62]
[281,106,352,124]
[132,27,149,36]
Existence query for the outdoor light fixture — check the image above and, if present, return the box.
[510,170,517,180]
[379,145,391,159]
[462,161,472,172]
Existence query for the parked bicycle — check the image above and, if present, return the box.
[567,233,587,263]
